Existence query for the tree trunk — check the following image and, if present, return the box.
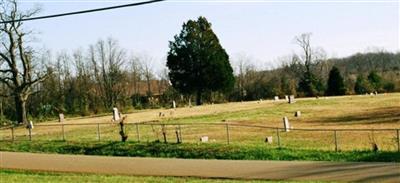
[15,96,27,124]
[196,90,202,105]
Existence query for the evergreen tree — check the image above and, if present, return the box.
[354,75,372,94]
[167,17,235,105]
[367,71,383,91]
[326,67,346,96]
[298,70,324,97]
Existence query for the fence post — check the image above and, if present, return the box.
[226,123,230,144]
[136,124,140,142]
[97,123,100,141]
[62,123,65,141]
[397,129,399,152]
[178,124,182,143]
[161,124,167,143]
[28,128,32,141]
[11,127,14,142]
[276,128,281,148]
[334,130,338,152]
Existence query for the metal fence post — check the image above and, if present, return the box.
[97,123,100,141]
[136,124,140,142]
[397,129,400,152]
[226,124,230,144]
[11,127,14,142]
[334,130,338,152]
[276,128,281,148]
[28,128,32,141]
[178,124,182,143]
[62,123,65,141]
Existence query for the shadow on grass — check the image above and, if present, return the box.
[310,107,400,125]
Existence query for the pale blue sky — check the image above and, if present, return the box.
[20,0,399,70]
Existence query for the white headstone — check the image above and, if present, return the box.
[295,111,301,117]
[285,95,289,101]
[200,136,209,142]
[113,107,120,121]
[27,121,34,129]
[274,96,279,101]
[283,117,290,132]
[265,136,273,143]
[288,95,296,104]
[188,98,192,108]
[59,113,64,123]
[172,100,176,109]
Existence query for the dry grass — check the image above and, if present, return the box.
[1,93,399,151]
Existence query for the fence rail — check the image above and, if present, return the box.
[1,121,399,152]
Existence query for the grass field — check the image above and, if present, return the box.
[1,94,399,152]
[1,141,399,162]
[0,169,330,183]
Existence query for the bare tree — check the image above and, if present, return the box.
[0,0,48,123]
[135,54,154,97]
[89,38,126,109]
[129,54,142,95]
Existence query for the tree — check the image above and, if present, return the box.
[326,66,346,96]
[367,71,382,91]
[354,75,372,94]
[0,0,49,124]
[294,33,325,97]
[167,16,235,105]
[89,38,126,109]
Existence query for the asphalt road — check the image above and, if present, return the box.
[1,151,399,182]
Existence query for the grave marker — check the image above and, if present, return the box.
[59,113,64,123]
[265,136,273,143]
[288,95,296,104]
[200,136,209,142]
[295,111,301,117]
[113,107,120,121]
[283,117,290,132]
[274,96,279,101]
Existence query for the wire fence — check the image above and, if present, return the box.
[1,121,399,152]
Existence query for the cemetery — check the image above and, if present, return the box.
[1,93,399,154]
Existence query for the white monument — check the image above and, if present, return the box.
[27,120,34,129]
[113,107,120,121]
[59,113,64,123]
[274,96,279,101]
[265,136,273,143]
[172,100,176,109]
[283,117,290,132]
[200,136,209,142]
[288,95,296,104]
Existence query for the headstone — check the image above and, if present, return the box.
[370,92,374,96]
[112,107,120,121]
[285,95,289,101]
[172,100,176,109]
[288,95,296,104]
[26,120,34,129]
[188,98,192,108]
[374,91,378,95]
[283,117,290,132]
[200,136,209,142]
[274,96,279,101]
[265,136,273,143]
[58,113,64,123]
[295,111,301,117]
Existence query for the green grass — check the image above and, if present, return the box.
[1,141,398,162]
[0,169,331,183]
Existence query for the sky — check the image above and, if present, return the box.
[19,0,400,71]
